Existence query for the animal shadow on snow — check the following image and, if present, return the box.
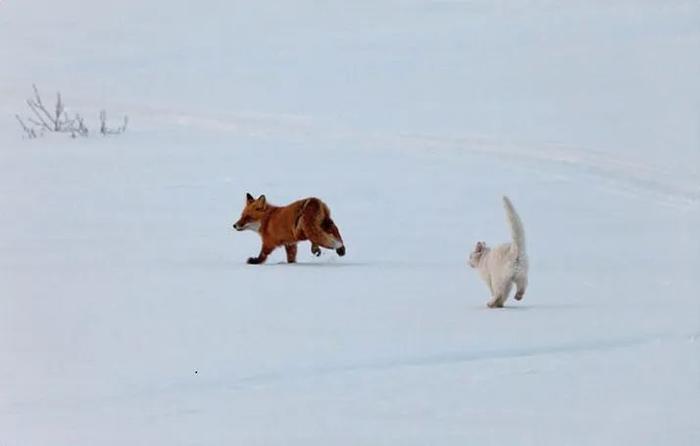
[267,261,370,268]
[472,303,592,311]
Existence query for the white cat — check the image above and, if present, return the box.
[469,196,529,308]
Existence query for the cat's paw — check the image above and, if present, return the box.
[487,299,504,308]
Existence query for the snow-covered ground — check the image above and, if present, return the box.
[1,1,699,444]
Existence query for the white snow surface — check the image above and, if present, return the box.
[1,1,699,445]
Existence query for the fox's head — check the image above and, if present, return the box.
[233,193,268,232]
[468,241,488,268]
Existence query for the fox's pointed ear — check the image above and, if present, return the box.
[246,193,254,204]
[257,194,266,206]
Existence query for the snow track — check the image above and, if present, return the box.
[226,331,699,388]
[131,107,700,207]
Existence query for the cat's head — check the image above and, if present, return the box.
[468,241,488,268]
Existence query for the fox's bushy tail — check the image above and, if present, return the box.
[503,196,526,255]
[300,198,344,249]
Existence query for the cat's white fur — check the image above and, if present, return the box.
[469,196,529,308]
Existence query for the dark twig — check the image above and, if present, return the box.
[15,115,37,139]
[99,110,128,136]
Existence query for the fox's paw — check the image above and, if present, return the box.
[247,257,261,265]
[514,292,524,301]
[336,246,346,257]
[311,245,321,257]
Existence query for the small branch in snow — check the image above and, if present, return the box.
[99,110,128,136]
[15,115,38,139]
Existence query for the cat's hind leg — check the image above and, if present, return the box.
[514,274,528,301]
[488,278,513,308]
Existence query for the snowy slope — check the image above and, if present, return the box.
[1,1,699,445]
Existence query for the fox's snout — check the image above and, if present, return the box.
[233,217,260,232]
[233,216,249,231]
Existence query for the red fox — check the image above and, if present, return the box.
[233,193,346,264]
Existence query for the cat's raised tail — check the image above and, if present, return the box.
[503,196,526,256]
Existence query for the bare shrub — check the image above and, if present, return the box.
[15,85,88,138]
[15,85,128,139]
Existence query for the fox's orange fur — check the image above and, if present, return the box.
[233,193,345,264]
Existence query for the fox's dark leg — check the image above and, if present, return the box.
[310,243,321,257]
[247,245,275,265]
[285,244,298,263]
